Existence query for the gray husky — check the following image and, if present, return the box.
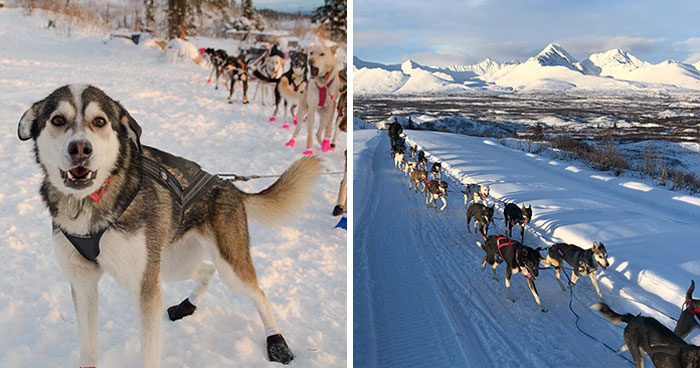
[541,241,609,300]
[17,85,321,367]
[593,303,700,368]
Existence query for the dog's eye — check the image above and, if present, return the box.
[51,115,66,126]
[93,117,107,127]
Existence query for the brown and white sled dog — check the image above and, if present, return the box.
[287,44,340,155]
[17,85,321,367]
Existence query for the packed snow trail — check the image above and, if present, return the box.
[353,129,700,367]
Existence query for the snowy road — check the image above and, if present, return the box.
[354,128,700,367]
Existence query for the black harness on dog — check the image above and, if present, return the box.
[55,157,220,264]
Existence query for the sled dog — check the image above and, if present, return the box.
[593,303,700,368]
[477,235,548,312]
[17,85,321,367]
[674,280,700,340]
[273,50,308,127]
[540,241,609,299]
[504,202,532,244]
[425,180,448,211]
[461,183,490,208]
[466,203,494,238]
[288,44,340,154]
[410,169,427,193]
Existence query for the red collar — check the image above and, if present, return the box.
[682,300,700,316]
[89,178,111,202]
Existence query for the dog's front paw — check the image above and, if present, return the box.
[267,334,294,364]
[540,305,549,312]
[167,298,197,321]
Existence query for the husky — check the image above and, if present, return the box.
[16,85,321,367]
[245,46,285,105]
[430,161,442,180]
[329,68,347,150]
[409,144,417,159]
[394,150,405,170]
[461,183,490,208]
[207,49,228,89]
[288,44,340,155]
[540,241,609,299]
[425,180,448,211]
[674,280,700,340]
[409,169,427,193]
[477,235,548,312]
[222,54,249,104]
[417,150,428,170]
[504,203,532,244]
[403,160,417,176]
[466,203,494,238]
[273,50,307,128]
[593,303,700,368]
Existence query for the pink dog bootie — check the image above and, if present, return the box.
[293,118,298,126]
[321,139,331,152]
[282,121,290,129]
[269,116,276,122]
[285,138,296,148]
[303,147,313,155]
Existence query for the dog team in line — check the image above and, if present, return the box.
[200,42,347,156]
[387,117,700,367]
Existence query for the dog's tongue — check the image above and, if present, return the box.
[70,167,89,177]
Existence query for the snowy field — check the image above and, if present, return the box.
[0,9,346,367]
[354,125,700,367]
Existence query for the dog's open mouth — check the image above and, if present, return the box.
[310,65,319,78]
[61,167,97,188]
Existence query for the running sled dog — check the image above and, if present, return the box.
[540,241,609,300]
[17,85,321,367]
[593,303,700,368]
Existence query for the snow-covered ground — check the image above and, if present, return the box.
[0,9,346,367]
[354,125,700,367]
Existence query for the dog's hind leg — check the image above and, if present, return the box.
[209,218,293,364]
[439,197,447,211]
[527,279,548,312]
[624,331,645,368]
[491,262,499,280]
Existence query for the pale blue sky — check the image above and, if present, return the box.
[256,0,324,12]
[354,0,700,65]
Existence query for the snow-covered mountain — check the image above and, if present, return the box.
[355,43,700,94]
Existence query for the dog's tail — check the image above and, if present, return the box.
[686,280,695,303]
[591,303,633,325]
[243,156,322,226]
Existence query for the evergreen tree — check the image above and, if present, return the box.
[168,0,188,39]
[312,0,346,41]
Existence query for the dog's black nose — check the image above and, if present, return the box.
[68,140,92,161]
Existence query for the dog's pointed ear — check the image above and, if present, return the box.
[115,101,142,151]
[687,280,695,302]
[18,98,46,141]
[330,44,339,55]
[592,241,599,251]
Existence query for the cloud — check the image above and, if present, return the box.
[397,49,478,66]
[673,37,700,63]
[355,30,412,48]
[474,41,536,63]
[555,35,664,60]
